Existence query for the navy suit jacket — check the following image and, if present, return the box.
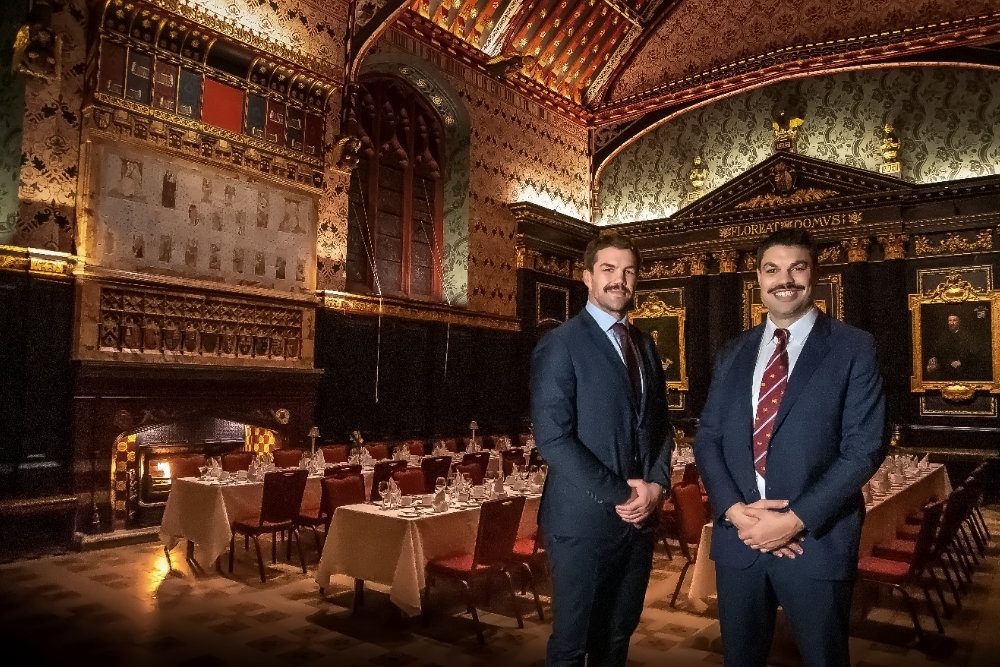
[694,312,887,580]
[530,308,673,539]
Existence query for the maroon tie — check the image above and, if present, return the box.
[753,328,789,477]
[612,322,642,403]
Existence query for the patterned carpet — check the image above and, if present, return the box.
[0,508,998,666]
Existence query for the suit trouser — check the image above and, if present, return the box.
[544,526,654,667]
[716,555,854,667]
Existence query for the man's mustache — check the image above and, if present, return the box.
[604,284,631,295]
[768,282,805,294]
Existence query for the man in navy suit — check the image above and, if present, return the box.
[694,228,887,666]
[531,231,673,666]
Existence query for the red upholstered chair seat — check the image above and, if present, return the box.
[872,538,918,561]
[512,536,536,558]
[426,552,492,575]
[857,555,910,583]
[392,467,426,495]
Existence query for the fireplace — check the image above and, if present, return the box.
[72,361,321,533]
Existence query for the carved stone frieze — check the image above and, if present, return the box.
[94,285,306,363]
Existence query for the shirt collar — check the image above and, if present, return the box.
[586,301,628,332]
[764,305,818,344]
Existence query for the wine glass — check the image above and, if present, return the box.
[377,481,390,509]
[435,476,447,494]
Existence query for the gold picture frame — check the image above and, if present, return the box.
[909,272,1000,401]
[629,293,688,392]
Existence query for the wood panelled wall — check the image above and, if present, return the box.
[314,310,533,442]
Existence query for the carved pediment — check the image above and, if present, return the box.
[674,153,913,219]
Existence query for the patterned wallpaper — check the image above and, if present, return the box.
[351,29,592,318]
[0,5,25,244]
[595,67,1000,225]
[604,0,999,103]
[14,0,87,251]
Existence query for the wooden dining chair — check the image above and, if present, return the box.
[228,469,308,583]
[455,462,483,485]
[365,442,390,460]
[423,495,526,644]
[508,527,547,620]
[669,481,708,607]
[297,471,365,555]
[324,463,362,478]
[392,467,426,495]
[272,448,304,468]
[857,499,946,643]
[370,460,406,502]
[421,455,453,493]
[168,454,206,479]
[461,451,490,482]
[500,448,525,477]
[221,451,253,472]
[402,439,427,456]
[321,444,349,463]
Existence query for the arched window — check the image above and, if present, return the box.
[346,76,444,300]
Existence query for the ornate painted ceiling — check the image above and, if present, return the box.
[350,0,1000,125]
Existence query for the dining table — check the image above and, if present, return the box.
[315,488,541,616]
[159,473,323,568]
[685,463,951,610]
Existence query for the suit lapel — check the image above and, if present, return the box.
[632,325,654,422]
[580,311,638,412]
[772,313,832,436]
[732,325,764,441]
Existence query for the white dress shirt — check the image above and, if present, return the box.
[751,306,818,499]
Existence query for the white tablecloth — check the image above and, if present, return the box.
[315,492,541,616]
[686,463,951,608]
[159,475,322,567]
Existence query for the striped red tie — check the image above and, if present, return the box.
[753,328,789,477]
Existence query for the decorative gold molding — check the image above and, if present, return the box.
[878,234,907,260]
[643,258,687,279]
[320,291,520,332]
[535,283,570,326]
[735,187,839,210]
[0,245,77,277]
[90,95,325,191]
[516,245,574,278]
[686,254,708,276]
[914,230,993,256]
[818,245,844,265]
[841,237,870,263]
[715,250,738,273]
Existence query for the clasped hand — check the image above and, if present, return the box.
[726,500,806,558]
[615,479,662,527]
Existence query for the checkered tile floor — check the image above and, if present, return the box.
[1,508,998,666]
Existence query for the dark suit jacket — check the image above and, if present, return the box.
[530,308,673,539]
[694,313,887,580]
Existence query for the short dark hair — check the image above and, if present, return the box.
[583,231,642,272]
[755,227,818,268]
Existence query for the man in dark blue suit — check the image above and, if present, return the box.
[694,228,887,666]
[531,231,673,666]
